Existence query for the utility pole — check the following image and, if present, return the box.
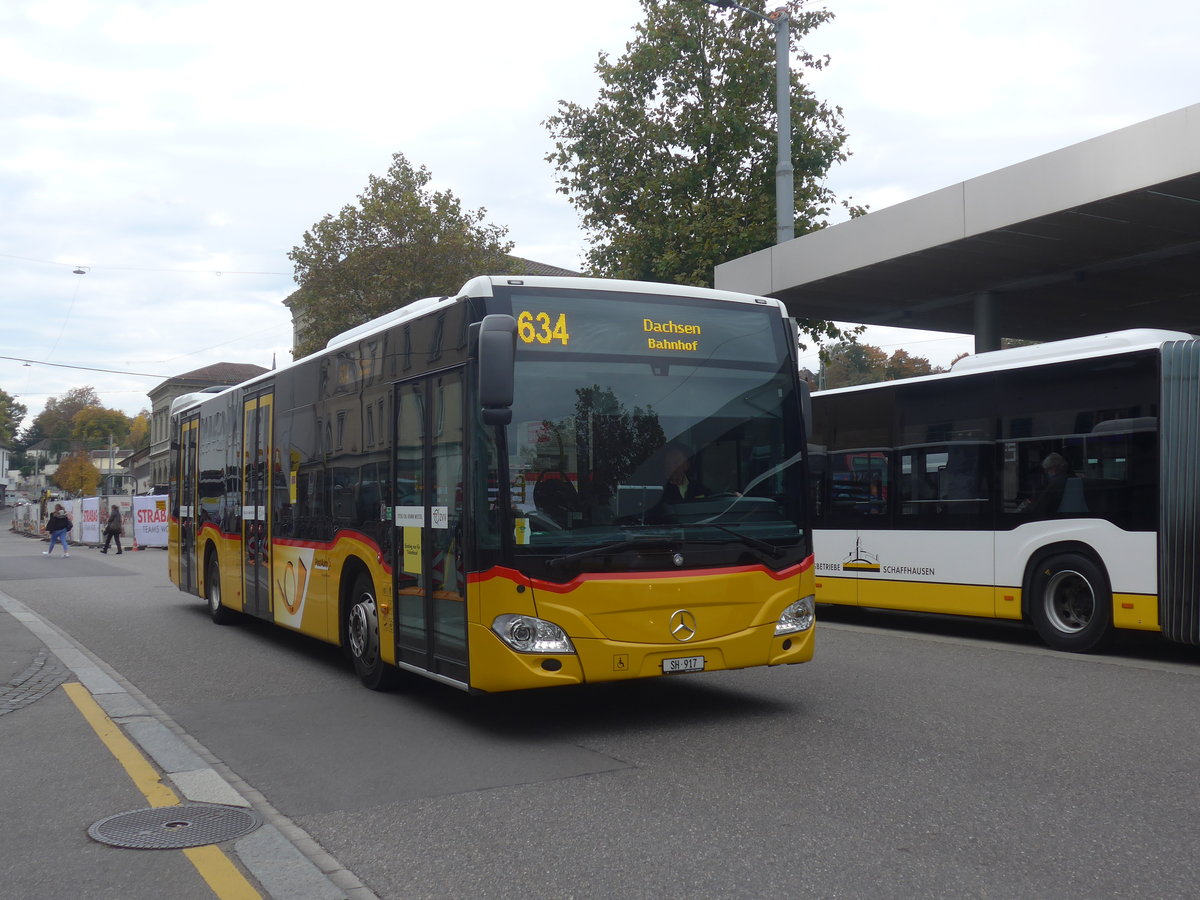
[704,1,794,244]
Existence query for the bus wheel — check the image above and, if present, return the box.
[347,575,396,690]
[1030,554,1112,652]
[206,557,236,625]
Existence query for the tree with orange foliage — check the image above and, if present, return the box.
[53,451,101,497]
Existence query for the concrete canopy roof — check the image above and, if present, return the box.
[714,103,1200,345]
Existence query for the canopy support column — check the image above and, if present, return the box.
[974,292,1000,354]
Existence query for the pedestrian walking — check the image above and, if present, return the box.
[101,504,124,554]
[43,503,72,557]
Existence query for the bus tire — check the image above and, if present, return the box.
[347,574,396,690]
[206,556,236,625]
[1029,553,1113,652]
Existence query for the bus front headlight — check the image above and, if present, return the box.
[492,615,576,654]
[775,595,815,635]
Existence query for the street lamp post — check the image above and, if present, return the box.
[706,1,794,244]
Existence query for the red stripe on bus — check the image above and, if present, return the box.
[467,557,812,594]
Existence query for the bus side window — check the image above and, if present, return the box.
[331,467,356,526]
[900,449,942,519]
[939,444,990,515]
[829,450,888,518]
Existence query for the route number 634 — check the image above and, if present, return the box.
[517,310,570,345]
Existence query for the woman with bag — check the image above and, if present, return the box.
[101,504,124,555]
[43,504,72,557]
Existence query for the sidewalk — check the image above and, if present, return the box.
[1,602,68,714]
[0,519,362,900]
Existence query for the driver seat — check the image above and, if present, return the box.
[534,477,580,528]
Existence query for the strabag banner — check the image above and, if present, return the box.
[132,495,169,548]
[80,497,101,544]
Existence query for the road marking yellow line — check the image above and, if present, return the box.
[63,682,178,807]
[62,682,262,900]
[184,846,264,900]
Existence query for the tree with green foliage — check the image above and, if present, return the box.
[18,420,45,448]
[546,0,860,295]
[72,407,133,446]
[287,152,518,358]
[0,388,27,445]
[30,386,103,451]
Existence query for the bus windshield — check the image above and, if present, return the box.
[504,344,806,562]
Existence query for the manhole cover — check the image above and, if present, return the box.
[88,803,262,849]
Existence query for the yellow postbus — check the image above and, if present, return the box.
[169,276,815,692]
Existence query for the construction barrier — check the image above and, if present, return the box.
[13,494,167,549]
[130,495,169,548]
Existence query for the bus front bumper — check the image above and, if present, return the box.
[467,621,814,693]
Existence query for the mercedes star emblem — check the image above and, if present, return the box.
[670,609,697,642]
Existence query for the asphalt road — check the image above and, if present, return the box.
[4,511,1200,899]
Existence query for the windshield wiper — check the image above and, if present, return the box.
[546,536,674,570]
[680,522,784,558]
[544,524,788,569]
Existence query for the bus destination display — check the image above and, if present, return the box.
[511,293,781,363]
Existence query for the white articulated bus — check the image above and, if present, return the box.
[809,328,1200,652]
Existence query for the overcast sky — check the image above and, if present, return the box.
[3,0,1198,431]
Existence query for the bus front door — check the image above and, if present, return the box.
[177,413,200,595]
[241,391,274,619]
[393,370,468,684]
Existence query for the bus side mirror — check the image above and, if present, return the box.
[798,380,812,431]
[477,314,517,426]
